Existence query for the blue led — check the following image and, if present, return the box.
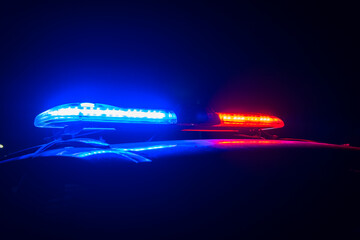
[35,102,177,128]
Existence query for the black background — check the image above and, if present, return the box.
[0,1,358,154]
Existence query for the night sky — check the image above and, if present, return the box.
[0,1,358,153]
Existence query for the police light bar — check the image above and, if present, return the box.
[216,113,284,129]
[34,102,177,128]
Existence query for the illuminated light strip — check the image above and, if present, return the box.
[35,102,177,128]
[216,113,284,129]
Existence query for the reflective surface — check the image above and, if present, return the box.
[0,138,360,239]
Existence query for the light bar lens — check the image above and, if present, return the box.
[35,103,177,128]
[217,113,284,129]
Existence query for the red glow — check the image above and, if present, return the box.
[216,113,284,129]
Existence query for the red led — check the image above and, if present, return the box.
[216,113,284,129]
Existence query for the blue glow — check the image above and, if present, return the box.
[118,144,177,152]
[35,102,177,128]
[74,144,176,158]
[75,149,127,158]
[74,149,152,163]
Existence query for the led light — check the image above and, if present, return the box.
[0,144,3,149]
[217,113,284,129]
[35,103,177,128]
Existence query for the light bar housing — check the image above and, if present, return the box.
[216,113,284,129]
[35,103,177,128]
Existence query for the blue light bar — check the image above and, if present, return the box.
[35,102,177,128]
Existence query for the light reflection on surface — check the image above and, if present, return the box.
[75,144,177,158]
[118,144,177,152]
[217,140,275,144]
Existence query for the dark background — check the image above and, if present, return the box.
[0,1,358,154]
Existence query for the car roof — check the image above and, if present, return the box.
[1,139,359,165]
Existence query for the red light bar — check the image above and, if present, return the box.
[216,113,284,129]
